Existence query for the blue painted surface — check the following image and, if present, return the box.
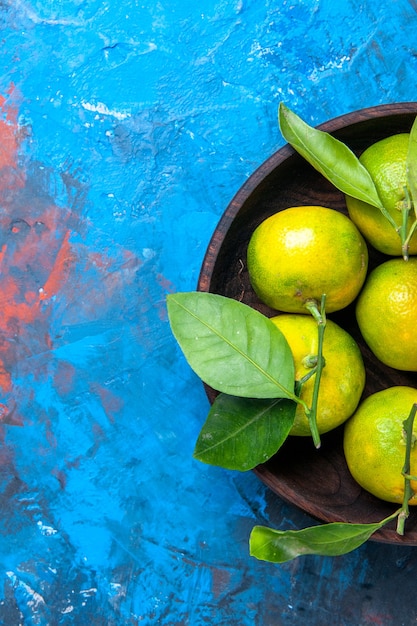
[0,1,417,624]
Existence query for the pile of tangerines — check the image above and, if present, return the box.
[246,116,417,506]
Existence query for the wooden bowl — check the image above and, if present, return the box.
[197,102,417,545]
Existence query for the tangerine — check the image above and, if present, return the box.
[345,133,417,256]
[356,257,417,371]
[247,206,368,314]
[271,314,365,436]
[344,386,417,504]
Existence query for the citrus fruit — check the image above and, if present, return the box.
[247,206,368,314]
[271,314,365,436]
[344,386,417,504]
[356,257,417,371]
[345,133,417,256]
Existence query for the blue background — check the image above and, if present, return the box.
[1,1,417,624]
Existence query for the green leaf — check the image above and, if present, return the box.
[249,517,392,563]
[278,102,384,210]
[406,116,417,219]
[194,394,296,470]
[166,292,295,399]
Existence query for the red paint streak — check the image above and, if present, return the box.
[0,443,15,465]
[211,567,232,599]
[363,613,393,625]
[0,402,22,426]
[51,467,67,489]
[65,456,82,470]
[0,364,12,394]
[0,88,77,414]
[0,109,18,170]
[45,419,58,448]
[39,230,74,301]
[90,383,124,422]
[0,84,19,123]
[89,252,110,270]
[156,272,175,292]
[0,244,7,268]
[0,85,134,459]
[53,360,77,396]
[1,272,40,325]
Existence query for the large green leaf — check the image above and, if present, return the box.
[249,518,390,563]
[166,292,295,399]
[194,393,296,470]
[278,102,384,210]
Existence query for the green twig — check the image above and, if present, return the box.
[402,218,417,261]
[399,186,414,260]
[397,403,417,535]
[304,294,327,449]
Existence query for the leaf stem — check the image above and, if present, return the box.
[385,508,405,525]
[397,403,417,535]
[304,295,327,449]
[294,365,318,396]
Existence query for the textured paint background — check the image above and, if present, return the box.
[1,1,417,624]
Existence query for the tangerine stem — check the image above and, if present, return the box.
[397,402,417,535]
[402,217,417,261]
[304,295,327,449]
